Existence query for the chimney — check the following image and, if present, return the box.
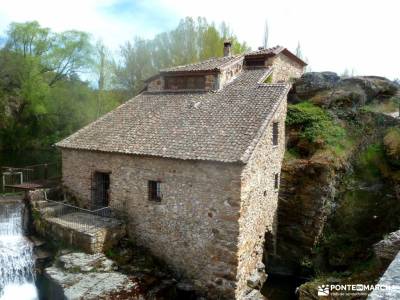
[223,40,232,57]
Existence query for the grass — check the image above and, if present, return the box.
[363,97,399,113]
[383,127,400,165]
[263,73,273,83]
[286,101,352,160]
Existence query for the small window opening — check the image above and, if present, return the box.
[274,173,280,190]
[148,180,162,202]
[272,122,279,146]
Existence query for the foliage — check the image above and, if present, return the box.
[362,97,399,113]
[114,17,250,96]
[0,17,247,153]
[319,142,400,272]
[383,127,400,166]
[286,102,347,157]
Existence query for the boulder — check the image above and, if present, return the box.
[293,72,340,101]
[373,230,400,263]
[45,252,143,299]
[330,76,398,108]
[291,72,398,109]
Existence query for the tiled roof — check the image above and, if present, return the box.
[245,45,307,66]
[245,45,285,57]
[160,55,242,73]
[56,69,290,163]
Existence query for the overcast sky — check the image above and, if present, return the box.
[0,0,399,79]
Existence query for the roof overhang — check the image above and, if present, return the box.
[245,48,307,67]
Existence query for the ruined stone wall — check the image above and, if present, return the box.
[236,97,287,298]
[267,53,304,83]
[61,149,242,298]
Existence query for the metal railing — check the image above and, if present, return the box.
[41,196,127,233]
[1,163,61,192]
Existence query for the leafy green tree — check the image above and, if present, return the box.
[114,17,250,97]
[0,21,94,151]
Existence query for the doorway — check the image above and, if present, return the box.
[92,171,110,209]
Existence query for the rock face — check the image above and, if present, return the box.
[373,230,400,263]
[291,72,398,108]
[45,252,142,299]
[292,72,340,100]
[269,158,336,273]
[270,72,399,275]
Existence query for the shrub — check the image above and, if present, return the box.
[383,127,400,166]
[286,101,347,150]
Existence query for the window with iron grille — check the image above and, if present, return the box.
[274,173,279,190]
[272,122,279,146]
[148,180,162,202]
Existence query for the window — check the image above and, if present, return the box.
[272,122,279,146]
[148,180,162,202]
[274,173,280,190]
[164,76,205,90]
[245,59,265,67]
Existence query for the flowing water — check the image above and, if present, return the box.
[0,201,38,300]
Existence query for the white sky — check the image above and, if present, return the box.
[0,0,399,79]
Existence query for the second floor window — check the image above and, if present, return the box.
[164,76,205,90]
[148,180,162,202]
[272,122,279,146]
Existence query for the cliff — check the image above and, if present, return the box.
[267,72,400,298]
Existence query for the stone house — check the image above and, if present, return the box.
[56,43,306,299]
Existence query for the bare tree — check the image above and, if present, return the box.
[263,20,269,49]
[296,41,303,59]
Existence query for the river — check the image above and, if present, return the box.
[0,200,38,300]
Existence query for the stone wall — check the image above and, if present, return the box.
[205,74,218,90]
[218,59,244,89]
[267,53,304,83]
[237,97,287,298]
[147,76,164,92]
[61,149,243,298]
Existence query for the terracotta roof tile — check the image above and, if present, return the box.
[56,69,290,163]
[160,55,242,73]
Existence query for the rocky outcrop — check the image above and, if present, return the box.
[271,72,399,276]
[45,252,142,299]
[290,72,398,108]
[270,158,337,273]
[291,72,340,101]
[373,230,400,263]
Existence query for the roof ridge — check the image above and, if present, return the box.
[160,55,240,73]
[160,57,217,72]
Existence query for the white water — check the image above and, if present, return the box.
[0,202,38,300]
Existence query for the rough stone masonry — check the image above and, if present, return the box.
[57,45,306,299]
